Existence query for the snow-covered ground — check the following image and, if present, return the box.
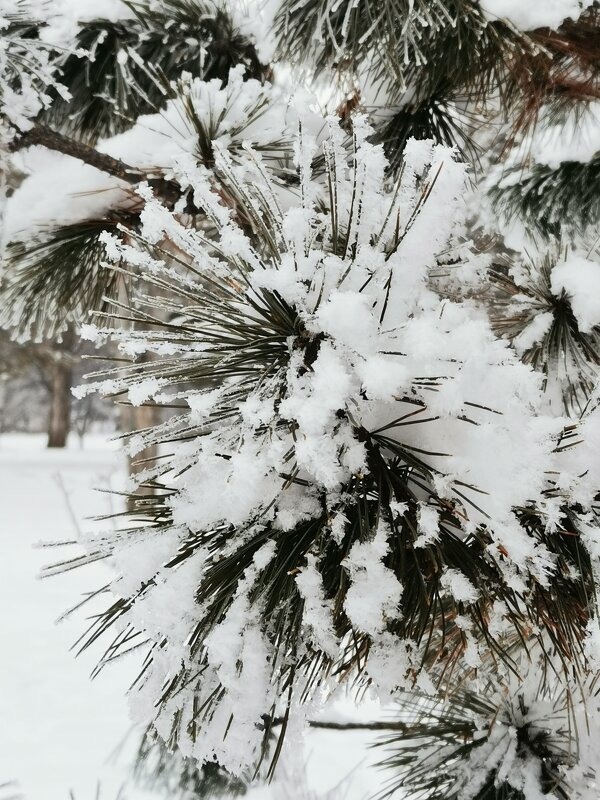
[0,435,383,800]
[0,434,155,800]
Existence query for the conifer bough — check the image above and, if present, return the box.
[73,117,600,780]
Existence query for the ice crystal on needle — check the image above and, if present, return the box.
[78,116,600,774]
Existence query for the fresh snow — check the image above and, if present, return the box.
[37,0,134,46]
[0,435,155,800]
[550,254,600,333]
[479,0,595,30]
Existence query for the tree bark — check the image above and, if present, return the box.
[45,327,77,449]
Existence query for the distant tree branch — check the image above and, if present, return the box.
[262,715,411,733]
[308,719,410,731]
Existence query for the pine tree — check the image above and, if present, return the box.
[2,2,600,799]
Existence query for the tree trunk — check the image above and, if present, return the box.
[46,328,76,449]
[47,356,72,448]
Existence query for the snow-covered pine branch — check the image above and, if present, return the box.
[1,65,300,340]
[490,246,600,415]
[0,0,67,143]
[73,114,600,777]
[377,643,600,799]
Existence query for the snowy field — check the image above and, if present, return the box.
[0,435,154,800]
[0,436,382,800]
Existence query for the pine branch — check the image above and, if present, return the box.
[374,652,595,800]
[265,716,412,731]
[490,153,600,235]
[8,123,185,207]
[42,0,269,143]
[276,0,600,169]
[488,248,600,414]
[372,94,479,172]
[508,5,600,136]
[0,8,64,141]
[9,124,144,183]
[1,218,130,339]
[57,121,600,781]
[275,0,528,107]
